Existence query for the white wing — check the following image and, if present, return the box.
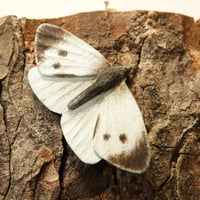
[28,67,94,114]
[35,23,109,77]
[61,96,103,164]
[94,81,150,173]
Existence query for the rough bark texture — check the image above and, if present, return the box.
[0,10,200,200]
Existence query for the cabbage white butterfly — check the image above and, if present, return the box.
[28,23,150,173]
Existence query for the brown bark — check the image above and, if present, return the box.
[0,11,200,200]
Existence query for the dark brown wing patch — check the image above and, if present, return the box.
[108,133,150,172]
[52,62,61,69]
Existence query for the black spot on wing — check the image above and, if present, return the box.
[52,62,61,69]
[119,133,127,144]
[103,133,111,141]
[58,49,68,57]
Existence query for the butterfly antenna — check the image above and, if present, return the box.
[104,0,109,10]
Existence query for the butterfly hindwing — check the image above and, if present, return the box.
[35,23,109,77]
[94,81,150,173]
[60,95,103,164]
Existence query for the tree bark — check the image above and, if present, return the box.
[0,11,200,200]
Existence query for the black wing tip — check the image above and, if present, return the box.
[35,23,66,64]
[108,134,151,173]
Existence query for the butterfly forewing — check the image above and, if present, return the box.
[94,81,150,173]
[35,23,109,77]
[28,67,94,114]
[60,95,104,164]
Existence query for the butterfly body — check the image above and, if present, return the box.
[68,65,130,110]
[28,23,150,173]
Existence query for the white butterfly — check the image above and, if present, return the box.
[28,23,150,173]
